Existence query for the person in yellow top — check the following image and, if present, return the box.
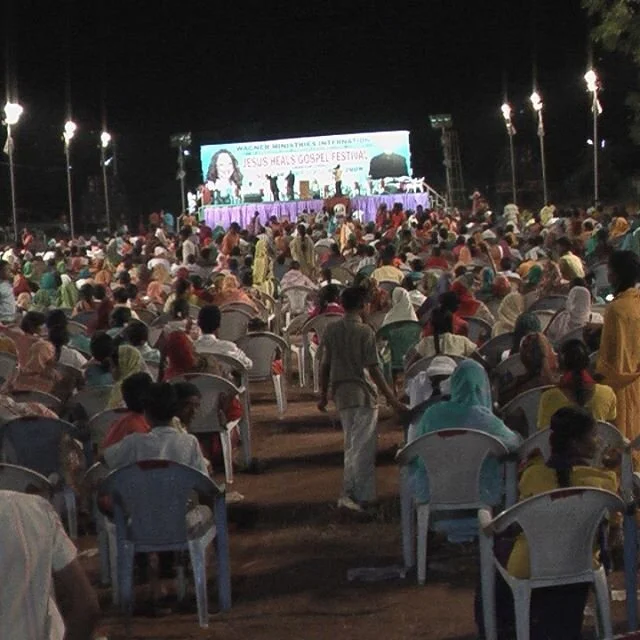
[596,251,640,459]
[537,339,616,429]
[502,407,618,639]
[371,246,404,284]
[555,236,585,280]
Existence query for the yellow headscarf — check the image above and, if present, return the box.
[609,216,630,240]
[107,345,145,409]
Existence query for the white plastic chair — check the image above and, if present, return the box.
[0,351,18,385]
[501,386,554,438]
[462,316,493,344]
[218,308,252,343]
[396,429,510,582]
[70,385,113,420]
[531,309,556,332]
[67,320,88,337]
[405,355,466,382]
[83,462,111,585]
[528,295,567,313]
[0,462,53,497]
[87,408,129,456]
[10,389,62,414]
[300,313,344,392]
[237,332,289,417]
[479,487,624,640]
[284,313,310,387]
[100,460,231,625]
[553,326,586,349]
[171,374,243,483]
[479,333,514,369]
[220,301,260,319]
[281,286,316,326]
[592,262,609,295]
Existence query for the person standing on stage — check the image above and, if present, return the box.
[267,174,280,201]
[286,171,295,200]
[333,165,343,196]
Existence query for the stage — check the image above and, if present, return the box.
[202,193,431,229]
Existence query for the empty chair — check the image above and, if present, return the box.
[220,301,261,320]
[462,316,493,345]
[281,286,316,319]
[218,308,252,343]
[284,313,310,387]
[100,460,231,624]
[150,313,172,328]
[551,326,586,349]
[501,386,554,438]
[0,462,53,497]
[479,488,624,640]
[237,332,289,417]
[171,373,244,481]
[0,351,18,385]
[479,333,514,369]
[83,462,111,585]
[528,295,567,313]
[300,313,344,392]
[188,304,202,320]
[396,429,510,581]
[0,417,79,537]
[376,320,422,374]
[69,385,113,420]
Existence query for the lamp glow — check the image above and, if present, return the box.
[100,131,111,148]
[584,69,598,93]
[501,103,512,121]
[530,91,543,112]
[4,102,23,126]
[63,120,77,144]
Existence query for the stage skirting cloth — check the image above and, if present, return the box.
[202,193,431,228]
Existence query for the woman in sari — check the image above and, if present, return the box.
[409,360,521,541]
[211,274,257,310]
[162,331,210,381]
[501,312,541,361]
[545,285,603,343]
[39,268,59,296]
[30,289,52,313]
[450,275,495,324]
[609,216,630,242]
[93,260,113,287]
[56,274,79,309]
[491,291,525,338]
[596,251,640,455]
[8,341,69,399]
[12,272,31,298]
[107,344,146,409]
[145,280,166,313]
[381,287,418,327]
[72,283,96,316]
[16,292,31,312]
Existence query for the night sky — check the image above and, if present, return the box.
[0,0,635,226]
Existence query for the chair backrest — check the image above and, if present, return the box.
[101,460,222,548]
[377,321,423,370]
[135,308,158,326]
[554,326,586,349]
[0,462,53,497]
[150,313,172,328]
[396,429,509,508]
[0,417,76,477]
[0,352,18,384]
[218,309,252,343]
[281,286,316,316]
[237,332,288,380]
[404,354,466,382]
[87,408,129,448]
[592,262,609,294]
[478,333,514,369]
[528,295,567,313]
[284,312,310,339]
[330,266,353,285]
[67,321,88,337]
[501,385,554,438]
[357,264,375,277]
[489,487,623,582]
[377,280,399,295]
[301,313,343,343]
[492,354,527,390]
[171,373,240,434]
[146,361,160,382]
[461,316,493,344]
[72,311,97,327]
[11,390,62,413]
[366,311,387,332]
[589,350,599,374]
[71,386,113,420]
[531,309,556,332]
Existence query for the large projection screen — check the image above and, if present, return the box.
[200,130,412,204]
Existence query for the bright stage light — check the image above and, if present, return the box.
[530,91,543,112]
[584,69,598,93]
[100,131,111,148]
[183,149,191,156]
[63,120,77,144]
[587,139,594,146]
[4,102,23,126]
[501,103,512,121]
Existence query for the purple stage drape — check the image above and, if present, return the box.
[202,193,431,229]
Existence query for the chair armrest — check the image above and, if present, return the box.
[478,508,494,534]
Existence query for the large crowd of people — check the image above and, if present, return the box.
[1,198,640,638]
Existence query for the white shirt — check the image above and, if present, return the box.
[59,345,88,369]
[0,492,77,640]
[194,334,253,370]
[104,426,209,476]
[0,280,16,321]
[182,239,197,265]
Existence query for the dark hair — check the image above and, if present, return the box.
[439,291,460,313]
[117,271,131,286]
[559,339,592,406]
[125,321,149,347]
[144,382,178,424]
[46,309,67,331]
[511,313,541,355]
[171,297,189,320]
[175,278,191,298]
[198,304,221,334]
[122,372,153,413]
[431,307,453,355]
[110,306,132,328]
[20,311,45,335]
[290,261,301,271]
[206,148,243,188]
[500,257,512,272]
[556,236,572,252]
[113,288,129,305]
[173,381,201,404]
[93,284,107,301]
[432,246,441,257]
[78,283,94,302]
[401,275,416,292]
[609,250,640,294]
[319,284,340,312]
[90,332,114,372]
[341,287,366,312]
[548,407,596,487]
[48,325,69,360]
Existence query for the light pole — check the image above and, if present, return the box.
[100,131,112,233]
[584,69,602,204]
[501,102,517,205]
[63,120,77,238]
[177,145,187,214]
[530,91,548,204]
[3,102,23,242]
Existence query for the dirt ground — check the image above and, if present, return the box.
[82,381,632,640]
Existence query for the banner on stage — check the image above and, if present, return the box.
[200,130,412,205]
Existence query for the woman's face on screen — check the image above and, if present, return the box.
[216,153,234,181]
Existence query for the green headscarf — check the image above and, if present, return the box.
[40,271,57,292]
[56,275,78,308]
[525,264,543,286]
[30,289,52,312]
[22,261,32,278]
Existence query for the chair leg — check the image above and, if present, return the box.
[214,494,232,611]
[479,534,498,640]
[399,467,415,569]
[118,540,136,616]
[416,505,430,585]
[593,567,614,639]
[239,392,252,468]
[106,521,119,605]
[624,510,639,630]
[63,487,77,539]
[187,539,209,628]
[273,374,287,417]
[221,431,234,484]
[97,512,111,586]
[512,583,531,640]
